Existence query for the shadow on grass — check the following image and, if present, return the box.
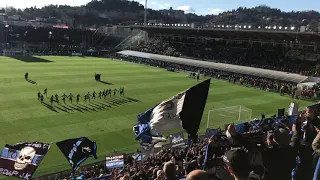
[73,104,90,112]
[41,96,141,113]
[98,80,113,85]
[26,78,37,84]
[7,56,53,63]
[54,105,69,113]
[66,104,84,113]
[41,102,58,113]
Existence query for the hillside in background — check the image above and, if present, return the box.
[210,5,320,29]
[0,1,320,30]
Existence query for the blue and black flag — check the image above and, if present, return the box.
[56,137,97,171]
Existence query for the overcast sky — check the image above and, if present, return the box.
[1,0,319,15]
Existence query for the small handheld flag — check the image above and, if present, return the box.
[56,137,97,171]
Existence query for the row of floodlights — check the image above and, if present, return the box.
[215,25,296,30]
[134,23,297,30]
[135,23,191,27]
[150,23,191,27]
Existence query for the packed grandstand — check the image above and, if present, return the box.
[2,3,320,180]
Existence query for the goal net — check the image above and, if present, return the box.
[207,105,252,128]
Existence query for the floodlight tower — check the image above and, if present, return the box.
[144,0,148,25]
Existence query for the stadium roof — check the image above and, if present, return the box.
[132,26,320,42]
[117,50,313,83]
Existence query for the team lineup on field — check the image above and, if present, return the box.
[36,88,125,104]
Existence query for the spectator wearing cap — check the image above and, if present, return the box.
[163,162,178,180]
[223,148,259,180]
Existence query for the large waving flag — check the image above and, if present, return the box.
[134,79,211,148]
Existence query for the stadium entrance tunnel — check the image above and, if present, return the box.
[6,56,53,63]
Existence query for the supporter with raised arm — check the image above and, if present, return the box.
[227,120,301,180]
[295,108,320,180]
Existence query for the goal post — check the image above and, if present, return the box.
[207,105,252,128]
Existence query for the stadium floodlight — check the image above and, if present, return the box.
[273,26,277,29]
[291,26,295,30]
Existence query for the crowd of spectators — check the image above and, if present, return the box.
[131,39,180,57]
[132,38,319,76]
[37,110,320,180]
[119,55,320,100]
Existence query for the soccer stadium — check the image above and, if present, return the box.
[1,2,320,180]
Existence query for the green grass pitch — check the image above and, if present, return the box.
[0,56,312,179]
